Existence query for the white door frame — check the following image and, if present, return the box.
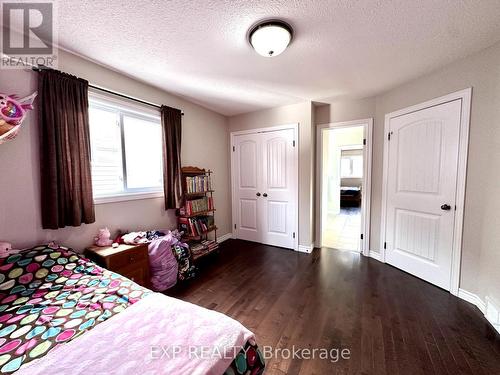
[230,123,299,251]
[380,88,472,296]
[315,119,373,256]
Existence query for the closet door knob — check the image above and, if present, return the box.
[263,193,268,197]
[256,192,261,197]
[441,204,451,211]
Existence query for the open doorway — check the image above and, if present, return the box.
[316,119,372,254]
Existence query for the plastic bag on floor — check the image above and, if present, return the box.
[148,234,179,291]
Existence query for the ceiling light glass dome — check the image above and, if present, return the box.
[249,20,293,57]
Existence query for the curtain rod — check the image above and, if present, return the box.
[31,66,184,116]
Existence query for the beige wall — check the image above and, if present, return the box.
[315,97,376,125]
[228,102,315,247]
[0,49,231,251]
[315,41,500,304]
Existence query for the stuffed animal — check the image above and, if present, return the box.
[94,228,113,247]
[0,242,12,257]
[0,92,37,144]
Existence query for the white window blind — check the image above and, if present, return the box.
[88,94,163,202]
[340,149,363,178]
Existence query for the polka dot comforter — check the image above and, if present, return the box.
[0,244,152,372]
[0,244,265,374]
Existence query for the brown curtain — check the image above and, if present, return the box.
[161,105,182,209]
[38,69,95,229]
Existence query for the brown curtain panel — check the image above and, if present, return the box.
[161,105,182,209]
[38,69,95,229]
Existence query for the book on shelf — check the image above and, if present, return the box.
[201,239,218,250]
[185,175,212,194]
[179,215,215,237]
[190,239,219,256]
[190,242,206,254]
[181,196,214,216]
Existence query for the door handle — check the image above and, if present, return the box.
[441,204,451,211]
[263,193,268,197]
[256,192,261,197]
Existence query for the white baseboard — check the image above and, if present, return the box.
[458,289,486,313]
[368,251,383,262]
[458,288,500,334]
[297,243,314,253]
[217,233,233,243]
[485,296,500,334]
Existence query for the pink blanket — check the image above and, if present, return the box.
[17,293,254,375]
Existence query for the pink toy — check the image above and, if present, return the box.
[94,228,113,247]
[0,92,37,144]
[0,241,12,257]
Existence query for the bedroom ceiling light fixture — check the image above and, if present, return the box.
[249,20,293,57]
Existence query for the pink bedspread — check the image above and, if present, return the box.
[16,293,254,375]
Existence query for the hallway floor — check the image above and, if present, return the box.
[322,206,361,251]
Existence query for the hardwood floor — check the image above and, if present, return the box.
[168,240,500,375]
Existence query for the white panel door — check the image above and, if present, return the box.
[232,128,297,249]
[385,99,462,290]
[233,133,261,243]
[260,129,296,249]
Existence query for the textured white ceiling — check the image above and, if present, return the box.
[27,1,500,115]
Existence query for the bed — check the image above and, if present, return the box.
[0,244,265,374]
[340,186,361,207]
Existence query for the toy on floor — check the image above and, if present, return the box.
[0,92,37,144]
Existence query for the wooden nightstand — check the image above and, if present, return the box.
[85,243,150,287]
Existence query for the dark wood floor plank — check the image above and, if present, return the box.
[168,240,500,374]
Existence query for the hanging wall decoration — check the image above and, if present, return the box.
[0,92,37,144]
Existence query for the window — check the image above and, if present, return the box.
[340,149,363,178]
[88,93,163,203]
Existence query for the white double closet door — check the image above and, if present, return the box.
[232,127,298,250]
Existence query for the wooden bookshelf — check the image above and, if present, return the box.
[184,190,214,198]
[178,166,218,260]
[183,226,218,240]
[182,209,216,218]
